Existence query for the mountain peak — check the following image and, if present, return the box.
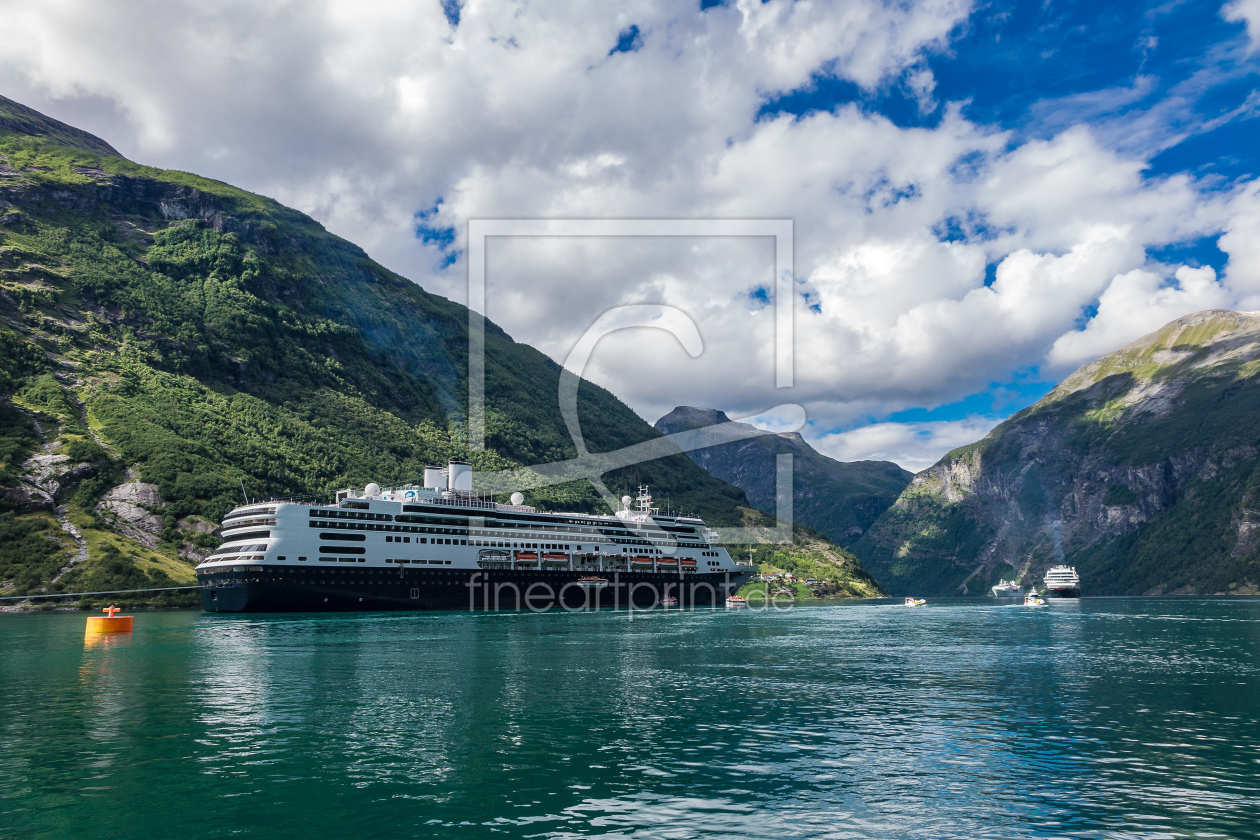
[1051,309,1260,401]
[0,94,122,157]
[654,406,734,435]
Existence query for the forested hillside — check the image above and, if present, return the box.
[1,95,875,606]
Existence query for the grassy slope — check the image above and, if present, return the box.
[0,99,872,604]
[732,511,883,599]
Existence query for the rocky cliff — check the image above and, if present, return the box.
[853,310,1260,596]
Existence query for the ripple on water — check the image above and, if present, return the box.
[0,599,1258,839]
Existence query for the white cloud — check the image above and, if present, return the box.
[0,1,1255,465]
[813,417,1002,473]
[1047,266,1231,370]
[1220,182,1260,306]
[1224,0,1260,51]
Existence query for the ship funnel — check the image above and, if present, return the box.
[423,466,446,491]
[448,459,472,492]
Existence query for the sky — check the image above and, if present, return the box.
[2,0,1259,471]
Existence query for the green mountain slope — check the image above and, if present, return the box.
[852,310,1260,596]
[0,95,877,605]
[654,406,911,545]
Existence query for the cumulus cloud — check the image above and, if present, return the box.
[813,417,1003,473]
[0,0,1255,462]
[1047,266,1231,370]
[1220,182,1260,307]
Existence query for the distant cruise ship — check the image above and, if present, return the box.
[196,463,756,612]
[1043,565,1081,598]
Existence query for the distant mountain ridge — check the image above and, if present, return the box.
[654,406,912,546]
[853,310,1260,596]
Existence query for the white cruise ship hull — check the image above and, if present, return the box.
[196,481,756,613]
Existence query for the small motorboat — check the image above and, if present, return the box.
[661,596,679,607]
[991,580,1022,596]
[1023,592,1046,607]
[576,576,609,589]
[904,597,926,607]
[726,595,748,608]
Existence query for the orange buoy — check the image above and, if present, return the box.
[85,605,133,635]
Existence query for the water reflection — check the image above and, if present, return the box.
[2,599,1258,839]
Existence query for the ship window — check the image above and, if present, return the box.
[386,536,393,543]
[299,556,307,562]
[404,537,410,543]
[277,556,286,561]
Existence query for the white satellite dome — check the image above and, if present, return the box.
[510,492,525,506]
[364,483,381,497]
[621,495,632,509]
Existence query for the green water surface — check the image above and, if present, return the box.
[1,598,1257,839]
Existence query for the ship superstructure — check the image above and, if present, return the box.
[196,464,755,612]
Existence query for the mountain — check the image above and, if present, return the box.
[654,406,912,545]
[0,94,881,603]
[852,310,1260,596]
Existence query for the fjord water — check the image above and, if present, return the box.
[2,599,1257,839]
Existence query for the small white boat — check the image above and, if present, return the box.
[904,597,926,607]
[1023,592,1046,607]
[726,595,748,608]
[661,596,679,607]
[577,576,609,589]
[991,580,1022,596]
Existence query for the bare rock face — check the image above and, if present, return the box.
[176,515,220,563]
[12,447,95,511]
[20,452,71,500]
[0,482,53,512]
[178,515,218,535]
[97,481,165,547]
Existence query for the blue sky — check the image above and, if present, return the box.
[2,0,1258,469]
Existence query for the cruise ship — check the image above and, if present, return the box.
[1043,564,1081,598]
[196,462,756,612]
